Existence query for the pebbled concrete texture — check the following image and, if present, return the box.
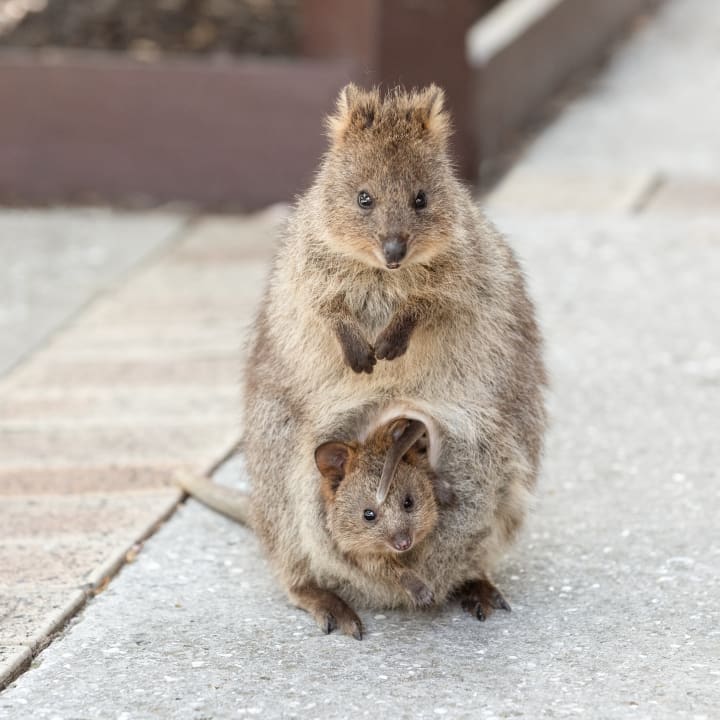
[1,212,718,719]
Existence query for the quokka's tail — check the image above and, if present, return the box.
[175,470,252,528]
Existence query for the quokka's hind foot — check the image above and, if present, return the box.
[289,584,363,640]
[457,577,511,622]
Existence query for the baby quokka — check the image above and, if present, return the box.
[315,417,452,613]
[181,412,492,640]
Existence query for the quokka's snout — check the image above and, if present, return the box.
[380,233,409,268]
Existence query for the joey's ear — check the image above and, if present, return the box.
[314,442,355,491]
[325,84,379,144]
[411,84,451,143]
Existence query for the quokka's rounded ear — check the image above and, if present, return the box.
[315,442,355,490]
[422,84,446,116]
[325,84,379,144]
[412,84,451,144]
[334,83,361,116]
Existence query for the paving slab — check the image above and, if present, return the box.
[1,490,181,537]
[0,586,87,651]
[6,355,243,389]
[0,651,30,696]
[644,178,720,214]
[0,207,185,692]
[0,208,279,689]
[0,467,185,495]
[0,386,239,425]
[0,208,185,378]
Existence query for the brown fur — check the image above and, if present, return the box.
[243,85,547,632]
[315,417,449,610]
[178,414,448,637]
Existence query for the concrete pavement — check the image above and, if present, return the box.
[0,209,184,684]
[0,210,281,687]
[3,211,718,718]
[0,209,183,377]
[1,0,719,716]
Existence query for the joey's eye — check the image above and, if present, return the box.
[357,191,374,209]
[403,496,414,511]
[363,508,377,522]
[414,191,427,210]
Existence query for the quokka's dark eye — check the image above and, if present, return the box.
[357,190,374,209]
[414,191,427,210]
[363,508,377,522]
[403,496,414,510]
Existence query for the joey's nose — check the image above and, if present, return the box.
[391,533,412,552]
[382,236,407,268]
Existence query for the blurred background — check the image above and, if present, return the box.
[0,0,657,210]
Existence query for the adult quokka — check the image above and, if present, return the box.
[243,85,547,636]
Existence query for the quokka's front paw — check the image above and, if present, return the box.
[374,327,410,361]
[340,334,376,374]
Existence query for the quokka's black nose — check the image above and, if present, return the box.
[382,236,408,266]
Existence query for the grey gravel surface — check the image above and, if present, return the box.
[0,214,718,720]
[0,208,185,377]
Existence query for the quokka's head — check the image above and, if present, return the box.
[314,417,454,559]
[317,84,458,270]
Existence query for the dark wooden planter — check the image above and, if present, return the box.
[0,0,488,209]
[0,51,356,209]
[0,0,660,209]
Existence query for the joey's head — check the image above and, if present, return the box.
[318,84,458,270]
[314,418,444,559]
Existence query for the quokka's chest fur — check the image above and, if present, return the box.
[344,278,406,336]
